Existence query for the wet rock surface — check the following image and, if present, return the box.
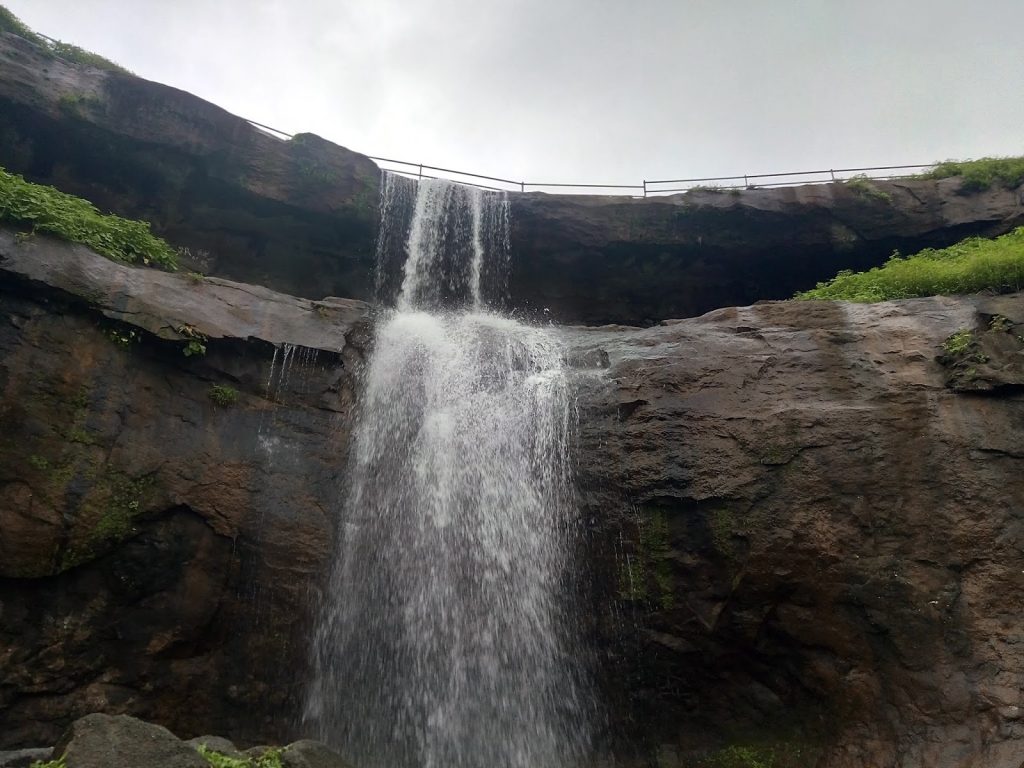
[0,232,371,746]
[569,294,1024,767]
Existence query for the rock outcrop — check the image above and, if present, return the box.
[0,229,371,747]
[509,182,1024,325]
[2,30,1023,326]
[569,294,1024,766]
[0,30,380,300]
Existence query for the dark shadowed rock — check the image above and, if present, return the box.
[0,749,52,768]
[54,714,205,768]
[510,182,1024,325]
[0,30,380,301]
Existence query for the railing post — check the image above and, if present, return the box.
[830,169,836,182]
[744,174,749,188]
[418,164,423,180]
[643,180,647,198]
[521,181,525,193]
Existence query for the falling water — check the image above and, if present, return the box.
[306,176,592,768]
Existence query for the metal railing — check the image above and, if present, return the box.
[242,117,937,197]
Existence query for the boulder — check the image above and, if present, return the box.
[54,714,205,768]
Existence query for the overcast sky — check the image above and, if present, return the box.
[8,0,1024,188]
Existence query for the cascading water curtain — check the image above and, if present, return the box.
[306,175,593,768]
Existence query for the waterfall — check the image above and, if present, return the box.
[305,176,592,768]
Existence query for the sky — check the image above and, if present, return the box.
[7,0,1024,190]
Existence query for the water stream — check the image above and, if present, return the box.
[305,176,592,768]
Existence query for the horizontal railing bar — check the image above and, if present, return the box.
[525,182,645,189]
[647,163,934,186]
[247,119,292,138]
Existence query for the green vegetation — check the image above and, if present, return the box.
[209,384,239,407]
[197,745,283,768]
[29,757,65,768]
[942,329,974,356]
[844,173,892,203]
[619,508,674,609]
[700,742,813,768]
[796,226,1024,302]
[1,4,130,73]
[177,325,208,357]
[1,167,178,269]
[0,4,43,45]
[922,155,1024,191]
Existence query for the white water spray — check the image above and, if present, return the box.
[306,177,592,768]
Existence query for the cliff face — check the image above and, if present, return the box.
[570,295,1024,766]
[0,230,371,747]
[3,231,1023,766]
[2,30,1023,327]
[0,31,381,300]
[510,183,1024,325]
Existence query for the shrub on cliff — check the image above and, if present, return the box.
[922,155,1024,191]
[0,167,178,269]
[0,4,130,73]
[796,226,1024,302]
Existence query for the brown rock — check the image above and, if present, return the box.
[570,294,1024,767]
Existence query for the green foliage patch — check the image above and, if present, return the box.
[796,226,1024,302]
[209,384,239,407]
[29,757,65,768]
[197,745,283,768]
[844,174,892,203]
[922,155,1024,191]
[1,4,130,73]
[0,167,178,269]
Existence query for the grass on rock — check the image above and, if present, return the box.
[0,167,178,269]
[0,4,130,73]
[922,156,1024,191]
[796,227,1024,302]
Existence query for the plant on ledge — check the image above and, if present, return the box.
[0,167,178,270]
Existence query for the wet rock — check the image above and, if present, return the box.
[0,233,369,746]
[571,293,1024,767]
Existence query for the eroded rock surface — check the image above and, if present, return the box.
[570,295,1024,767]
[0,231,371,746]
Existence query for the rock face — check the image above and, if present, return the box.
[509,182,1024,325]
[568,294,1024,767]
[0,30,381,300]
[2,30,1024,326]
[0,229,371,747]
[4,228,1023,767]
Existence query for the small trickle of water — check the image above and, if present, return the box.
[306,176,592,768]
